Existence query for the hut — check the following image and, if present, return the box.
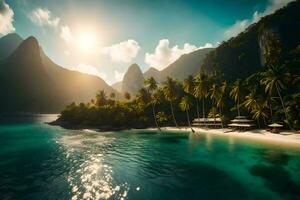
[228,116,255,131]
[192,118,223,128]
[268,123,283,133]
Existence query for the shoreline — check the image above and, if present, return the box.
[148,127,300,148]
[49,120,300,148]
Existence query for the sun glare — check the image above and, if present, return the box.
[78,32,96,52]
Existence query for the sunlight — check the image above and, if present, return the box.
[78,32,97,52]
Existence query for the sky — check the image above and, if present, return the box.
[0,0,294,85]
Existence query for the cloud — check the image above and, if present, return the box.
[145,39,213,70]
[60,25,74,44]
[29,8,60,28]
[224,0,294,39]
[71,63,103,77]
[0,0,15,35]
[114,70,125,82]
[101,40,140,63]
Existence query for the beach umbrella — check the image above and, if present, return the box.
[268,123,283,128]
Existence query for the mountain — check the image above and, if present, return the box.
[111,81,122,93]
[159,48,213,81]
[0,33,23,60]
[115,48,213,93]
[121,63,144,95]
[202,0,300,80]
[0,36,118,113]
[144,67,161,81]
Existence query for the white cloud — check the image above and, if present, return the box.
[0,0,15,35]
[60,25,74,44]
[224,0,294,39]
[101,40,140,63]
[29,8,60,28]
[114,70,125,82]
[71,63,102,77]
[145,39,213,70]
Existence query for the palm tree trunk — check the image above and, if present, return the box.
[202,98,206,127]
[269,102,273,122]
[219,108,224,129]
[276,85,288,124]
[237,99,240,116]
[170,101,178,128]
[152,103,160,131]
[196,99,200,119]
[263,116,266,127]
[187,110,194,132]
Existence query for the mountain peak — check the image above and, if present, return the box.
[22,36,39,47]
[128,63,141,71]
[122,63,144,95]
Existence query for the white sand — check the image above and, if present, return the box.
[147,127,300,148]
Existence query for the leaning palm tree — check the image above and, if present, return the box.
[183,75,199,118]
[260,66,290,124]
[179,96,194,132]
[163,77,179,128]
[194,73,209,126]
[145,77,160,130]
[230,79,243,116]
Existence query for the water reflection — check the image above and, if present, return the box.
[59,133,130,200]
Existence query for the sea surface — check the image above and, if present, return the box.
[0,114,300,200]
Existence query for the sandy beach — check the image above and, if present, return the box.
[147,127,300,148]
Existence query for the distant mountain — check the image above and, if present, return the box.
[111,81,122,93]
[121,63,144,95]
[0,33,23,60]
[159,48,213,81]
[0,36,118,113]
[202,0,300,80]
[144,67,161,81]
[115,48,213,94]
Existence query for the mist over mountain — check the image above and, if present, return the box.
[0,35,118,113]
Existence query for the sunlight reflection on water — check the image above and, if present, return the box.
[59,133,130,200]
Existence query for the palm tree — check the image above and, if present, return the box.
[96,90,107,107]
[179,96,194,132]
[110,92,116,99]
[260,66,290,124]
[217,81,227,128]
[183,75,199,118]
[145,77,160,130]
[230,79,243,116]
[124,92,131,101]
[251,101,268,128]
[209,83,220,124]
[163,77,179,128]
[194,73,209,125]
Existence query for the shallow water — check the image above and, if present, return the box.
[0,115,300,200]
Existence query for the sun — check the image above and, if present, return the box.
[78,32,96,52]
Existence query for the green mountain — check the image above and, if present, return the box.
[202,0,300,80]
[0,36,118,113]
[0,33,23,60]
[159,48,213,80]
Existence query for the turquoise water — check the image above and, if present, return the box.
[1,115,300,200]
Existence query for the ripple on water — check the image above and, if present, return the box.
[59,133,130,200]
